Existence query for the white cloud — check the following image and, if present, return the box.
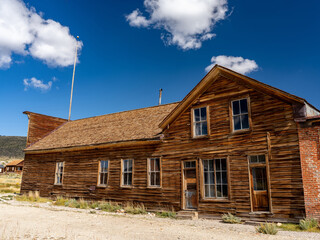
[205,55,258,74]
[126,0,228,50]
[0,0,82,68]
[23,77,52,92]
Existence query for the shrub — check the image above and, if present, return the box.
[98,201,121,212]
[299,218,318,230]
[221,213,241,224]
[156,211,176,219]
[256,222,278,235]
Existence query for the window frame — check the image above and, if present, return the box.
[120,159,134,188]
[191,105,210,138]
[97,160,109,187]
[147,157,162,188]
[230,97,251,133]
[54,161,65,185]
[200,157,230,201]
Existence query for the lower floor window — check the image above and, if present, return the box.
[98,160,109,186]
[122,159,133,186]
[203,158,228,198]
[55,162,64,185]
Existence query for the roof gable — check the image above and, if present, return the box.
[159,65,318,129]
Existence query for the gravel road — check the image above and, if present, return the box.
[0,197,319,240]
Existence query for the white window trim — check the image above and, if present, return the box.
[98,160,109,186]
[231,98,250,132]
[54,162,64,185]
[192,106,208,137]
[148,158,161,188]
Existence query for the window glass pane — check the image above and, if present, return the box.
[190,161,196,168]
[252,167,267,190]
[201,122,208,135]
[123,173,127,185]
[209,160,214,171]
[241,114,249,129]
[194,108,200,122]
[156,172,160,186]
[200,107,207,121]
[150,159,154,171]
[128,173,132,185]
[205,185,210,197]
[250,155,258,163]
[216,172,221,184]
[209,172,214,184]
[210,185,215,198]
[258,155,266,163]
[222,185,228,197]
[232,101,240,115]
[204,172,208,184]
[123,160,127,172]
[233,116,241,130]
[222,172,227,184]
[216,185,222,197]
[154,158,160,171]
[240,99,248,113]
[215,159,221,171]
[195,123,201,136]
[221,159,227,170]
[203,160,208,171]
[128,160,132,172]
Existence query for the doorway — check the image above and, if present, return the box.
[249,155,270,212]
[182,160,198,209]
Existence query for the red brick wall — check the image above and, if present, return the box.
[298,121,320,219]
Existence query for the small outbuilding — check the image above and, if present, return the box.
[5,160,24,174]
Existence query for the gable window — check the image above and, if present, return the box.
[231,98,250,131]
[193,107,208,137]
[121,159,133,186]
[203,159,228,198]
[98,160,109,186]
[148,158,161,187]
[55,162,64,185]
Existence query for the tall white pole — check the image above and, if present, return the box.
[68,36,79,121]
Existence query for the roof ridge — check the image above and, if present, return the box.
[69,101,180,123]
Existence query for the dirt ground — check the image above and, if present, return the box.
[0,197,319,240]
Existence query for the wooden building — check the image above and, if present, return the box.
[5,160,24,174]
[21,65,320,222]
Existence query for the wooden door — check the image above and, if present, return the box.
[250,166,269,211]
[183,161,198,209]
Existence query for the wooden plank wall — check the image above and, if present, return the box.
[156,76,305,221]
[26,113,67,146]
[21,75,305,221]
[21,144,181,210]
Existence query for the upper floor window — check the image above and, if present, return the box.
[121,159,133,186]
[98,160,109,186]
[148,158,161,187]
[203,158,228,198]
[231,98,249,131]
[55,162,64,185]
[193,107,208,137]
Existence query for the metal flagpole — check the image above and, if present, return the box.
[68,36,79,121]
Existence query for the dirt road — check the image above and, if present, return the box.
[0,200,319,240]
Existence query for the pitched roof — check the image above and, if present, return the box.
[159,65,319,129]
[25,103,179,152]
[6,159,24,166]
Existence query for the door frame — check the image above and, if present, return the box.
[247,154,272,213]
[181,160,199,210]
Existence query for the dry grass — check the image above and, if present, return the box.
[0,174,21,193]
[15,191,51,203]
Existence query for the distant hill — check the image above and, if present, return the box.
[0,136,26,162]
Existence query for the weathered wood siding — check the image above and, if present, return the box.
[25,112,67,146]
[156,76,305,221]
[21,144,181,210]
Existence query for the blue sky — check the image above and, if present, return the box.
[1,0,320,136]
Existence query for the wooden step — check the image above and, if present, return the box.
[177,211,198,220]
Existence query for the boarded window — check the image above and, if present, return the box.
[98,160,109,186]
[193,107,208,137]
[232,99,249,131]
[122,159,133,186]
[55,162,64,185]
[148,158,161,187]
[203,159,228,198]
